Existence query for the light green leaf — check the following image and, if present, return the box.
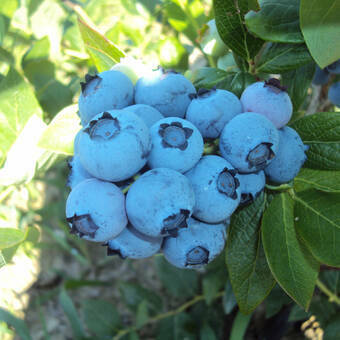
[0,251,6,268]
[294,190,340,267]
[245,0,303,43]
[290,112,340,171]
[0,308,32,340]
[0,0,19,17]
[262,192,319,309]
[226,193,275,314]
[300,0,340,68]
[38,104,81,155]
[0,228,27,250]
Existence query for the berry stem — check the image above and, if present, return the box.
[316,279,340,306]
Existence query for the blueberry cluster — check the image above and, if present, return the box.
[65,65,308,269]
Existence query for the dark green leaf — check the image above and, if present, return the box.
[230,310,252,340]
[226,193,275,314]
[294,168,340,193]
[223,281,237,314]
[136,300,149,328]
[0,228,27,250]
[0,308,32,340]
[288,304,310,322]
[154,255,198,298]
[64,279,110,290]
[257,43,312,73]
[82,299,121,337]
[265,284,292,318]
[294,190,340,267]
[200,323,217,340]
[0,47,14,65]
[262,192,319,309]
[319,271,340,296]
[219,72,257,98]
[214,0,264,60]
[59,289,86,339]
[323,313,340,340]
[290,112,340,170]
[187,67,229,89]
[202,271,225,306]
[281,63,315,111]
[308,295,337,327]
[300,0,340,68]
[245,0,303,43]
[248,0,260,11]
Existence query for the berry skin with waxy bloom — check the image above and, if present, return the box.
[67,155,93,190]
[126,168,195,238]
[77,110,151,182]
[219,112,280,173]
[328,82,340,107]
[78,70,134,126]
[65,179,127,242]
[185,155,241,224]
[238,171,266,205]
[122,104,164,128]
[148,117,204,173]
[162,217,227,269]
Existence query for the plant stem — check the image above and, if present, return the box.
[113,291,224,339]
[316,279,340,306]
[265,183,294,192]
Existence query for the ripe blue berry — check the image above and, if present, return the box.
[123,104,164,128]
[219,113,279,173]
[312,66,330,85]
[148,117,204,173]
[326,59,340,74]
[65,179,127,242]
[328,82,340,107]
[185,88,242,138]
[238,171,265,205]
[79,70,134,126]
[77,110,151,182]
[126,168,195,238]
[135,68,196,118]
[106,224,163,259]
[240,78,293,128]
[162,218,227,269]
[67,155,93,190]
[264,127,307,183]
[185,155,241,223]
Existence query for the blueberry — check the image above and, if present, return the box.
[162,218,227,269]
[65,179,127,242]
[79,70,134,126]
[126,168,195,238]
[185,155,241,223]
[106,224,163,259]
[219,112,279,173]
[326,59,340,74]
[77,110,151,182]
[148,117,204,173]
[135,68,196,118]
[240,78,293,128]
[185,88,243,138]
[123,104,164,128]
[264,127,307,183]
[67,155,93,190]
[328,82,340,107]
[238,171,265,205]
[312,66,330,85]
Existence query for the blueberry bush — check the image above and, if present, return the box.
[1,0,340,339]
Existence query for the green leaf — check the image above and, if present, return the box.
[290,112,340,171]
[136,300,149,328]
[281,62,315,111]
[0,251,6,269]
[294,168,340,193]
[59,289,86,339]
[0,228,27,250]
[0,0,19,17]
[202,271,225,306]
[230,310,252,340]
[262,192,319,309]
[154,255,198,298]
[200,323,217,340]
[0,68,43,166]
[213,0,264,60]
[226,193,275,314]
[300,0,340,68]
[223,281,237,314]
[38,104,81,155]
[245,0,303,43]
[248,0,260,11]
[82,299,121,337]
[0,308,32,340]
[78,18,125,72]
[265,284,292,318]
[294,190,340,267]
[323,314,340,340]
[256,43,312,73]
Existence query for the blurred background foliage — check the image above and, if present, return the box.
[0,0,339,339]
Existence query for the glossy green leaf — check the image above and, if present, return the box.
[262,192,319,309]
[38,104,81,155]
[294,190,340,267]
[230,310,252,340]
[226,193,275,314]
[290,112,340,170]
[245,0,303,43]
[257,43,312,73]
[82,299,121,337]
[0,308,32,340]
[213,0,264,60]
[0,228,27,250]
[294,168,340,193]
[281,62,315,111]
[300,0,340,68]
